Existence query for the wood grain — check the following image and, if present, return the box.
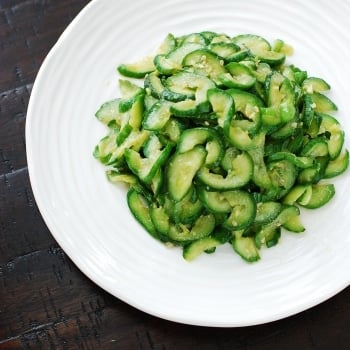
[1,1,350,349]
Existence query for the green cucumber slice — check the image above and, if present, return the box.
[183,236,222,261]
[324,149,349,178]
[232,230,260,262]
[298,184,335,209]
[167,146,207,201]
[197,151,253,190]
[118,56,155,78]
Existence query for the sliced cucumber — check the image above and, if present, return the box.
[172,187,203,224]
[168,71,215,102]
[183,236,222,261]
[267,152,314,169]
[255,201,282,225]
[265,71,296,124]
[255,205,300,248]
[324,149,349,178]
[247,133,273,191]
[150,204,170,236]
[232,34,271,52]
[302,77,330,94]
[219,62,256,89]
[232,34,285,65]
[298,184,335,209]
[319,113,345,159]
[170,99,211,117]
[182,48,227,84]
[232,230,260,262]
[207,42,240,59]
[283,214,305,233]
[223,190,256,230]
[227,88,263,134]
[95,99,122,126]
[282,184,310,205]
[301,138,329,157]
[197,151,253,190]
[127,188,158,239]
[168,213,216,243]
[179,32,207,46]
[118,56,155,78]
[207,88,234,128]
[177,127,224,167]
[255,226,281,249]
[125,134,173,183]
[144,72,165,99]
[142,101,172,131]
[267,159,297,199]
[310,92,338,113]
[156,33,176,55]
[167,146,207,201]
[197,188,232,213]
[154,42,204,75]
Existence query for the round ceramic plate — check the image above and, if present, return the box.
[26,0,350,327]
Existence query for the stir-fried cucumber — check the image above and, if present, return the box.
[94,31,348,263]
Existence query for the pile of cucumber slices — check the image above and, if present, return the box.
[94,32,348,262]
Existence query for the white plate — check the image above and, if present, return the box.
[26,0,350,327]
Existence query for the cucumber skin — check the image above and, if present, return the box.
[232,235,260,263]
[127,189,159,239]
[183,237,221,261]
[167,147,207,202]
[118,64,153,79]
[299,184,335,209]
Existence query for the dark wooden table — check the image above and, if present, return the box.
[1,1,350,349]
